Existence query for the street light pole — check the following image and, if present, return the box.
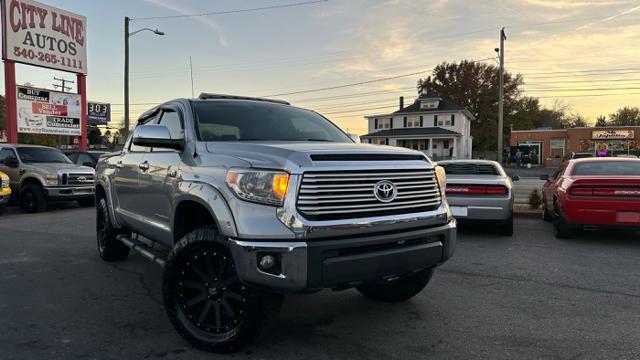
[497,27,506,164]
[123,17,164,136]
[124,16,130,136]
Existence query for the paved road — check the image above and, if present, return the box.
[1,207,639,359]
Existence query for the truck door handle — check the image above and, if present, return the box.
[115,161,123,169]
[139,161,149,171]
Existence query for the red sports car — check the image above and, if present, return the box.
[541,158,640,238]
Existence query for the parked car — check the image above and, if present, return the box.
[561,151,593,164]
[95,93,456,353]
[0,171,10,213]
[541,157,640,238]
[438,159,516,236]
[0,144,95,213]
[64,150,107,168]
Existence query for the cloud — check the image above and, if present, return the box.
[578,4,640,28]
[142,0,228,47]
[520,0,635,9]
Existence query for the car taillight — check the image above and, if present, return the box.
[570,187,640,196]
[446,185,508,195]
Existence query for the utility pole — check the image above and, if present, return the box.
[52,77,74,93]
[497,27,506,164]
[124,16,130,136]
[189,56,194,98]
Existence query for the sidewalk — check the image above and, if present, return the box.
[503,165,554,179]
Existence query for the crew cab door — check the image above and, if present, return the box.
[136,106,185,243]
[112,113,159,223]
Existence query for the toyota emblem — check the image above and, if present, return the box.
[374,180,397,203]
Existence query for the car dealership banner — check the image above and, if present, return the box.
[16,85,81,135]
[1,0,87,73]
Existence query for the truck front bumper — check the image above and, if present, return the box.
[44,186,94,199]
[228,219,456,292]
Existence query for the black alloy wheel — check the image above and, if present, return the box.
[175,248,249,336]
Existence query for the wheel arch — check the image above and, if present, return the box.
[172,182,238,243]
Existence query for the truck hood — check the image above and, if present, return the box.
[204,141,432,171]
[24,162,95,174]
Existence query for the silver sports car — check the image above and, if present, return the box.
[438,160,517,236]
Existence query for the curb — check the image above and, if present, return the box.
[513,209,542,219]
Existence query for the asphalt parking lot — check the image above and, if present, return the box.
[0,207,639,360]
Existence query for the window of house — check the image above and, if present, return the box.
[420,101,438,109]
[375,118,391,129]
[550,138,565,158]
[406,116,421,127]
[437,115,452,126]
[443,140,450,148]
[370,138,387,145]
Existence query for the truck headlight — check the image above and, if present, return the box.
[434,165,446,194]
[0,175,8,188]
[225,169,290,206]
[45,174,60,186]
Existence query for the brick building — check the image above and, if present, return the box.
[510,126,640,167]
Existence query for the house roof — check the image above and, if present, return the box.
[393,98,467,114]
[361,127,461,138]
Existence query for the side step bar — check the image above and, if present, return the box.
[117,234,167,267]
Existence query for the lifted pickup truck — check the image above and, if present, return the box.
[95,94,456,353]
[0,144,95,212]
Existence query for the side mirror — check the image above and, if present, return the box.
[347,133,361,143]
[133,124,184,150]
[511,174,520,182]
[4,157,19,168]
[539,174,549,181]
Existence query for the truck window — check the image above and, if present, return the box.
[159,109,184,140]
[193,100,351,143]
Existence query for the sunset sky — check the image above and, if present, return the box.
[3,0,640,135]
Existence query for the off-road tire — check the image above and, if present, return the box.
[356,268,434,303]
[19,183,47,213]
[96,197,130,261]
[78,197,95,207]
[499,214,514,236]
[163,226,283,353]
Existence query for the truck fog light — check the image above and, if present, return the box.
[259,255,276,269]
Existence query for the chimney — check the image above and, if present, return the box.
[399,96,404,110]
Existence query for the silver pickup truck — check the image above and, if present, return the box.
[95,94,456,353]
[0,144,95,212]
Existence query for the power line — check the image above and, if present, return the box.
[132,0,328,20]
[525,86,640,92]
[534,92,640,99]
[521,67,640,76]
[321,104,399,116]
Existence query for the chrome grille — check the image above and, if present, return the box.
[63,173,95,185]
[297,169,441,220]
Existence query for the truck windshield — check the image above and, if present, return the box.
[192,100,352,142]
[17,147,72,164]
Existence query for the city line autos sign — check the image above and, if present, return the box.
[1,0,87,73]
[16,85,81,135]
[592,129,634,140]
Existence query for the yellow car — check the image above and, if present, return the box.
[0,171,10,212]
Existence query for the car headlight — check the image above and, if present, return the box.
[45,174,60,186]
[225,169,290,206]
[434,165,446,194]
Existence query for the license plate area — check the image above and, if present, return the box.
[616,212,640,223]
[450,206,468,217]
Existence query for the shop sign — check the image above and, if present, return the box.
[592,129,634,140]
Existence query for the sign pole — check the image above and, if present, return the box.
[3,60,17,143]
[77,73,88,151]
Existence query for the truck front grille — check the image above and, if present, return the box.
[63,173,95,185]
[296,169,442,221]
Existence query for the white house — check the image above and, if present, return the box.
[361,89,475,160]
